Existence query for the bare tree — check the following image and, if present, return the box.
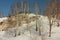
[26,2,30,14]
[16,2,21,13]
[23,1,27,14]
[46,0,52,37]
[0,12,3,18]
[45,0,59,37]
[34,2,42,35]
[11,4,15,15]
[34,2,39,31]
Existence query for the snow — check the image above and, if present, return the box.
[28,13,36,17]
[0,15,60,40]
[0,17,7,22]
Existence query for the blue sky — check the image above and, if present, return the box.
[0,0,46,16]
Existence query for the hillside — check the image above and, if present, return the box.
[0,13,60,40]
[0,13,40,31]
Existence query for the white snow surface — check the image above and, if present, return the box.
[0,15,60,40]
[0,17,8,22]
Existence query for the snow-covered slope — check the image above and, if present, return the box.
[0,14,60,40]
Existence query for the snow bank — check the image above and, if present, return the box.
[0,17,7,22]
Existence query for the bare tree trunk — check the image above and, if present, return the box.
[14,29,16,37]
[39,26,41,36]
[36,20,38,31]
[34,2,39,31]
[57,21,59,27]
[49,20,52,37]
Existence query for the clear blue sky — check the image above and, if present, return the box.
[0,0,46,16]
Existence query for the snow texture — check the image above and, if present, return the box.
[0,15,60,40]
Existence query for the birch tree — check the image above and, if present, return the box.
[34,2,39,31]
[46,0,52,37]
